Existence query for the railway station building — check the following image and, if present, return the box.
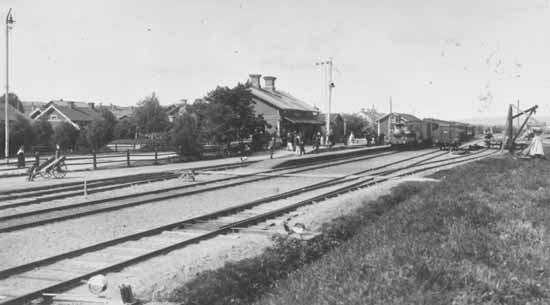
[248,74,323,143]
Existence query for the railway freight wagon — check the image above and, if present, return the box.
[424,119,475,150]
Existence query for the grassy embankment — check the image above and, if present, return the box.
[168,154,550,305]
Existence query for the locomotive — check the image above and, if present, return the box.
[387,115,475,149]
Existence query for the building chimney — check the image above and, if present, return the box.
[263,76,276,91]
[88,102,95,109]
[249,74,261,88]
[68,101,75,109]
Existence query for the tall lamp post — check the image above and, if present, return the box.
[4,8,14,164]
[315,57,334,145]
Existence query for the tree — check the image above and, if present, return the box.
[0,93,24,113]
[0,115,32,156]
[53,122,79,151]
[86,118,111,150]
[113,118,137,139]
[134,93,169,134]
[97,107,117,142]
[172,112,202,155]
[31,119,54,148]
[345,115,369,138]
[197,83,266,145]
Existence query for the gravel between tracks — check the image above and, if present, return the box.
[0,175,329,270]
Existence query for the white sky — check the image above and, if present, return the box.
[3,0,550,120]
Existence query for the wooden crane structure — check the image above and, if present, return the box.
[503,104,538,153]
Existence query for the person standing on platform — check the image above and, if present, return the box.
[16,146,25,168]
[268,136,276,159]
[315,132,321,153]
[293,132,299,153]
[286,132,293,151]
[299,135,306,156]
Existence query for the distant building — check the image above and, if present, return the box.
[248,74,322,141]
[357,106,385,126]
[21,101,46,117]
[166,99,190,123]
[31,99,101,130]
[104,104,135,120]
[376,112,421,138]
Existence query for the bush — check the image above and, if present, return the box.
[172,113,202,156]
[53,122,79,151]
[31,119,53,148]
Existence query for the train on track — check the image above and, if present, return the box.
[382,114,476,149]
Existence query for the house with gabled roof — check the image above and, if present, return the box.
[21,101,47,117]
[248,74,322,141]
[165,99,190,123]
[31,99,102,130]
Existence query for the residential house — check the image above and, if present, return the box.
[248,74,322,142]
[166,99,190,123]
[21,101,46,117]
[31,100,102,130]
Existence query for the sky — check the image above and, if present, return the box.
[2,0,550,120]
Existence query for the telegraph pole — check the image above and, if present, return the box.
[315,58,334,146]
[4,8,13,164]
[326,57,333,145]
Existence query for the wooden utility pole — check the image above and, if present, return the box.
[504,104,514,152]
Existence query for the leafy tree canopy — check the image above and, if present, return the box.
[86,118,111,149]
[113,118,137,139]
[31,119,54,148]
[172,112,202,155]
[134,93,170,134]
[196,83,266,145]
[53,122,79,150]
[0,92,24,113]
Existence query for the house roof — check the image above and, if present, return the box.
[35,104,101,124]
[318,113,343,123]
[104,105,134,120]
[357,109,385,122]
[376,112,421,123]
[284,113,324,125]
[250,87,317,112]
[21,101,46,115]
[0,102,23,121]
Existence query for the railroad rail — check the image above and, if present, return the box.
[0,149,412,233]
[0,149,496,305]
[0,147,394,211]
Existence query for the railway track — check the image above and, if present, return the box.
[0,161,257,211]
[0,149,415,233]
[0,149,495,305]
[0,148,393,211]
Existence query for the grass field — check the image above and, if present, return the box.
[168,154,550,305]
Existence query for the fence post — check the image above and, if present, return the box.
[127,149,131,167]
[115,144,118,152]
[92,150,97,170]
[154,148,158,165]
